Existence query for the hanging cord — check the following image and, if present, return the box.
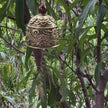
[39,0,47,14]
[41,0,45,6]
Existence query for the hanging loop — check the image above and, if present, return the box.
[39,0,47,14]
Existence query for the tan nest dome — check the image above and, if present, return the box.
[26,14,59,49]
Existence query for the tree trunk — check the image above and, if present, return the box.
[96,69,108,108]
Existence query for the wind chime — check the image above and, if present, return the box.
[26,0,59,49]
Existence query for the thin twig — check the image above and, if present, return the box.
[7,16,15,21]
[0,35,25,54]
[59,56,76,73]
[83,73,99,92]
[0,24,21,32]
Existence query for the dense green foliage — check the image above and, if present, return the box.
[0,0,108,107]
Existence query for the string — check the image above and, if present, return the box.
[41,0,45,6]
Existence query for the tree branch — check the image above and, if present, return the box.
[7,16,15,21]
[0,24,21,32]
[83,73,99,93]
[76,48,91,108]
[0,35,25,54]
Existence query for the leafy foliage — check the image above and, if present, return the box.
[0,0,108,107]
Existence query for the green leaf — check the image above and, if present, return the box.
[0,4,2,8]
[25,47,33,68]
[103,30,108,41]
[46,1,57,20]
[68,38,77,54]
[48,66,76,106]
[16,70,32,91]
[96,4,107,34]
[57,0,71,19]
[6,0,12,15]
[104,0,108,8]
[76,0,98,38]
[26,0,36,15]
[48,85,59,107]
[57,39,66,55]
[0,52,6,60]
[95,62,102,84]
[80,48,90,65]
[90,0,98,15]
[0,1,8,22]
[29,74,38,108]
[15,0,25,32]
[78,27,91,49]
[69,0,81,10]
[66,88,76,105]
[4,96,16,104]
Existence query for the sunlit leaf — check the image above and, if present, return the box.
[0,1,8,22]
[76,0,98,38]
[8,64,11,73]
[69,0,81,10]
[4,96,16,104]
[0,52,6,60]
[0,4,2,8]
[46,0,57,20]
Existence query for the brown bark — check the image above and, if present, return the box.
[77,71,91,108]
[96,69,108,108]
[97,29,101,63]
[76,48,91,108]
[96,0,104,106]
[0,35,24,54]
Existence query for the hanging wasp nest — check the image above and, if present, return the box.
[26,13,59,49]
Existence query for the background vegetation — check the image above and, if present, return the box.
[0,0,108,108]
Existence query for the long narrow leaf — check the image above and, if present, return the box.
[15,0,25,32]
[76,0,98,38]
[26,0,36,15]
[29,74,38,108]
[95,62,102,84]
[0,1,8,22]
[46,1,57,20]
[25,47,33,68]
[96,4,106,34]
